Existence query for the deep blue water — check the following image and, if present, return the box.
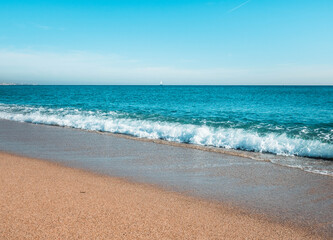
[0,85,332,159]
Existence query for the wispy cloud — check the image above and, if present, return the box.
[228,0,251,13]
[35,24,65,31]
[36,24,51,30]
[0,49,232,84]
[14,23,65,31]
[0,49,332,85]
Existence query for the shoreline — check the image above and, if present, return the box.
[1,119,332,176]
[0,151,322,239]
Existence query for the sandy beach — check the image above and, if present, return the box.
[0,152,323,239]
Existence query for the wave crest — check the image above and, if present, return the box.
[0,104,332,159]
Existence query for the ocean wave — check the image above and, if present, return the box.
[0,104,332,159]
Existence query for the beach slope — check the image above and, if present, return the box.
[0,152,320,239]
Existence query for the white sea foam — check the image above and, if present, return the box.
[0,104,332,161]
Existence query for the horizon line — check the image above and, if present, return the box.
[1,83,332,86]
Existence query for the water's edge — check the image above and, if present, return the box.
[2,118,332,176]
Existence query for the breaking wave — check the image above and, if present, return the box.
[1,104,332,159]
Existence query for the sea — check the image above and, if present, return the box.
[0,85,332,175]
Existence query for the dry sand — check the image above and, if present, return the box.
[0,152,322,239]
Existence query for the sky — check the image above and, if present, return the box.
[0,0,332,85]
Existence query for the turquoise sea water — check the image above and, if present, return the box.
[0,85,332,162]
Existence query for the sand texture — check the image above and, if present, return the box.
[0,152,322,239]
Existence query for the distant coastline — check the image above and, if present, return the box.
[0,83,37,85]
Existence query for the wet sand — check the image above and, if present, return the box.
[0,152,322,239]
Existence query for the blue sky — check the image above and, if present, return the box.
[0,0,332,84]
